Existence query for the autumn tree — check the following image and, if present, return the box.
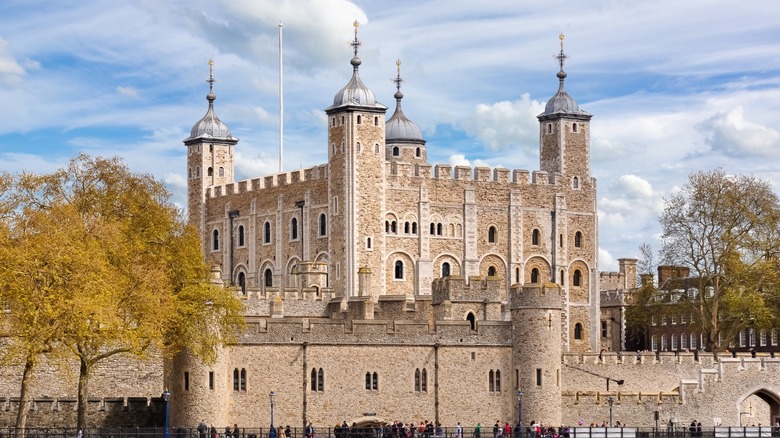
[659,169,780,354]
[0,155,244,431]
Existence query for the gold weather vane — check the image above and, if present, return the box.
[351,20,362,57]
[393,59,404,92]
[556,33,568,72]
[207,58,217,92]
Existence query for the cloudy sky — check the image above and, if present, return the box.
[2,0,780,272]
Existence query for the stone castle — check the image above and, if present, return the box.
[1,28,779,430]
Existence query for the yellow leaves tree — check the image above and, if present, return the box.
[0,155,243,431]
[660,169,780,354]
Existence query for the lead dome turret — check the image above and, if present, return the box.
[327,22,385,112]
[385,60,427,163]
[185,60,237,142]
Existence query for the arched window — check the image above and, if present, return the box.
[442,262,450,277]
[233,369,239,391]
[356,142,361,152]
[421,369,427,392]
[367,237,372,249]
[573,176,579,189]
[404,222,410,234]
[466,312,476,330]
[386,221,390,233]
[415,369,421,392]
[531,268,539,283]
[437,223,442,236]
[264,269,273,287]
[394,260,404,279]
[573,269,582,287]
[357,115,362,124]
[375,144,380,153]
[416,147,421,157]
[317,368,324,391]
[219,167,224,177]
[489,370,495,392]
[574,323,583,340]
[238,225,245,247]
[516,268,520,283]
[393,146,400,156]
[661,334,668,351]
[488,266,496,277]
[391,221,397,233]
[264,222,271,244]
[291,217,299,240]
[572,123,578,132]
[212,229,219,250]
[532,229,540,246]
[240,368,246,391]
[574,231,582,248]
[430,223,435,235]
[188,168,192,179]
[547,124,552,134]
[196,166,200,177]
[374,116,379,126]
[310,368,317,391]
[208,167,213,177]
[412,222,417,234]
[238,272,246,295]
[319,214,327,236]
[488,226,496,243]
[331,117,336,127]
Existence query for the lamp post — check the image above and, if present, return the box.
[517,389,523,438]
[162,388,171,438]
[607,396,614,427]
[269,391,276,438]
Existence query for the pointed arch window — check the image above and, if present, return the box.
[264,269,273,288]
[319,214,327,236]
[394,260,404,280]
[414,369,421,392]
[212,229,220,251]
[532,229,540,246]
[488,226,496,243]
[311,368,324,392]
[421,369,427,392]
[531,268,539,283]
[466,312,476,331]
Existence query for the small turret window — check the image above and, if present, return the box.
[356,142,361,152]
[573,123,578,132]
[374,116,379,126]
[196,166,200,177]
[264,222,271,244]
[393,146,399,156]
[341,116,345,125]
[188,168,192,179]
[573,176,579,189]
[375,144,379,154]
[547,124,552,134]
[357,115,362,124]
[416,147,421,157]
[238,225,245,247]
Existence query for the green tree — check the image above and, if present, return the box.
[0,155,244,431]
[659,169,780,354]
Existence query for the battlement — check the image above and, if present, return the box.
[431,275,504,305]
[0,396,165,427]
[511,283,562,309]
[207,164,329,198]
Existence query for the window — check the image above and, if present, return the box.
[238,272,246,295]
[394,260,404,280]
[209,372,214,390]
[365,372,378,391]
[681,313,688,324]
[374,116,378,126]
[319,214,327,236]
[572,122,578,132]
[773,329,778,346]
[516,268,520,283]
[212,229,220,250]
[437,223,442,236]
[574,323,583,340]
[531,268,539,283]
[601,321,607,338]
[430,223,435,235]
[536,368,542,386]
[421,369,427,392]
[240,368,246,391]
[573,270,582,287]
[671,314,677,325]
[311,368,324,392]
[488,226,496,243]
[332,117,336,127]
[467,312,476,331]
[547,124,552,134]
[574,231,582,248]
[651,335,658,351]
[416,147,421,157]
[393,146,400,156]
[188,168,192,179]
[412,222,417,234]
[671,334,678,350]
[357,115,362,124]
[415,368,428,392]
[487,266,496,277]
[367,237,372,249]
[690,333,697,350]
[184,371,190,391]
[573,176,579,189]
[442,262,450,277]
[208,167,213,177]
[488,370,501,393]
[264,269,273,287]
[651,315,657,326]
[356,142,361,152]
[196,166,200,177]
[333,197,339,215]
[415,369,421,392]
[264,222,271,244]
[532,229,540,246]
[661,334,668,351]
[662,315,667,325]
[386,221,391,233]
[238,225,245,247]
[233,369,239,391]
[391,221,397,233]
[749,328,756,347]
[740,330,747,347]
[291,217,299,240]
[681,333,688,350]
[219,167,224,177]
[404,222,410,234]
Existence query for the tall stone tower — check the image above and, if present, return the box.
[325,22,388,297]
[184,60,239,244]
[511,283,563,426]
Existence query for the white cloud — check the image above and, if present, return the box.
[599,247,617,272]
[116,86,138,98]
[0,39,25,85]
[698,106,780,157]
[448,154,470,167]
[460,94,544,153]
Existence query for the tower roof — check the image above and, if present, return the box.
[386,60,424,143]
[327,22,385,112]
[185,59,237,142]
[538,34,592,120]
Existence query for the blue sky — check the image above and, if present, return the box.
[2,0,780,273]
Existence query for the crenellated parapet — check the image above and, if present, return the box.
[206,164,329,198]
[431,275,504,305]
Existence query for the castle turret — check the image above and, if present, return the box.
[325,22,388,298]
[537,34,592,179]
[185,59,238,247]
[386,59,427,164]
[512,282,563,426]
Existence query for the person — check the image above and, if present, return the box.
[306,422,315,438]
[475,424,481,438]
[513,424,521,438]
[210,425,218,438]
[286,426,292,438]
[689,420,697,438]
[696,421,702,438]
[529,421,537,438]
[504,423,511,438]
[234,425,240,438]
[280,427,286,438]
[198,420,208,438]
[494,422,501,438]
[225,425,233,438]
[455,423,462,438]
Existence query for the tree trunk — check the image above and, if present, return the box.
[14,355,35,438]
[77,357,91,432]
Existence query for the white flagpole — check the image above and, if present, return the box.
[278,21,284,173]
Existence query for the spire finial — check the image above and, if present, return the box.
[207,58,217,94]
[393,59,404,93]
[556,33,567,72]
[351,20,362,58]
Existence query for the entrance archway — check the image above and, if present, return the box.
[737,388,780,427]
